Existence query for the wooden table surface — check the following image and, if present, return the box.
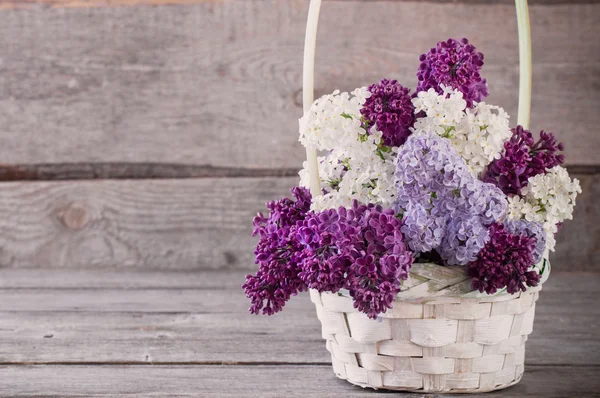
[0,269,598,397]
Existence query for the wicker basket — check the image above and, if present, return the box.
[310,263,546,393]
[301,0,542,393]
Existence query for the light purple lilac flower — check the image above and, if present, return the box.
[416,38,488,106]
[395,132,507,265]
[438,214,489,266]
[401,203,447,253]
[504,219,547,264]
[360,79,415,147]
[468,222,540,294]
[394,131,472,212]
[484,125,565,195]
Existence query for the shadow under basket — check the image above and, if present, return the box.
[310,263,544,393]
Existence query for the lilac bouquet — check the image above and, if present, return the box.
[244,38,581,318]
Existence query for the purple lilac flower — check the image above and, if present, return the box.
[457,180,508,226]
[242,187,312,315]
[416,38,488,106]
[394,132,507,265]
[400,204,447,253]
[360,79,415,147]
[438,214,489,266]
[394,131,472,212]
[484,125,565,195]
[468,223,541,295]
[504,219,547,264]
[296,208,354,292]
[297,202,413,319]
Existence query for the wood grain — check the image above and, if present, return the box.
[0,0,220,9]
[1,0,597,9]
[0,270,598,366]
[0,177,297,270]
[0,174,596,271]
[0,2,597,167]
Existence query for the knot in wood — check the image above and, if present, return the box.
[60,202,90,230]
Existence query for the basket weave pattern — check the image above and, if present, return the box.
[310,264,541,393]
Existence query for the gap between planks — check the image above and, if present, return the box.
[0,361,598,367]
[0,163,597,181]
[0,163,300,181]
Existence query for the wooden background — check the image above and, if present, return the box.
[0,1,599,396]
[0,0,597,271]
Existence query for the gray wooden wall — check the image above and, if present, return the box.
[0,0,597,271]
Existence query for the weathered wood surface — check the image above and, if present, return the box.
[0,271,598,366]
[1,0,597,9]
[0,2,598,168]
[0,270,598,396]
[0,177,297,270]
[0,174,596,271]
[1,365,600,397]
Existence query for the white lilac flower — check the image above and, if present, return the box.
[452,102,511,175]
[299,87,370,153]
[507,166,581,251]
[299,89,398,211]
[411,87,511,176]
[412,86,467,137]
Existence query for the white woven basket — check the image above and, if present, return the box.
[301,0,542,393]
[310,263,547,393]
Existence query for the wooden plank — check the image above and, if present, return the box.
[0,311,327,364]
[0,177,297,270]
[1,0,597,10]
[0,0,221,9]
[0,269,245,289]
[0,364,598,397]
[0,271,597,365]
[0,2,597,167]
[0,174,595,270]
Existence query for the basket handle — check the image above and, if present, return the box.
[302,0,532,198]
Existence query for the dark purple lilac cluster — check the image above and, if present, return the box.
[297,202,413,318]
[244,191,413,319]
[242,187,312,315]
[416,38,488,106]
[467,223,541,295]
[484,126,565,195]
[503,219,547,264]
[360,79,415,147]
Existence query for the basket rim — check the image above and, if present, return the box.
[334,258,549,303]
